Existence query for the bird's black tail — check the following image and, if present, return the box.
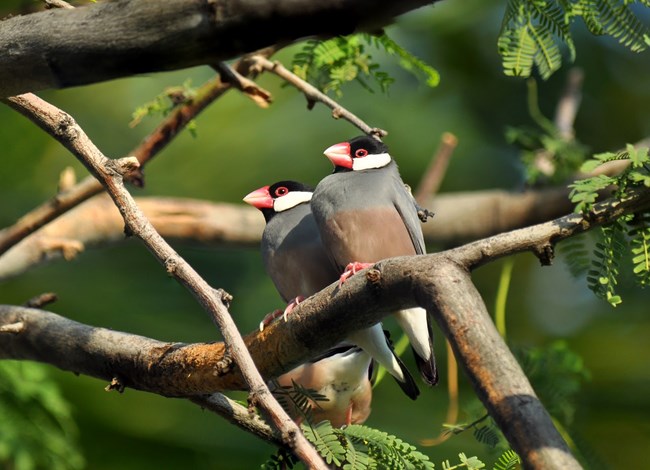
[414,320,438,386]
[382,329,420,400]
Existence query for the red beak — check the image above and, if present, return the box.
[323,142,353,169]
[243,185,273,209]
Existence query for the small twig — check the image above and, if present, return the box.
[0,322,24,333]
[214,62,272,108]
[23,292,58,308]
[554,67,584,141]
[414,132,458,204]
[105,376,126,393]
[250,55,386,137]
[530,68,585,177]
[0,51,273,258]
[6,93,326,470]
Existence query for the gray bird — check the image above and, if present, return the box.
[243,180,420,400]
[310,136,438,386]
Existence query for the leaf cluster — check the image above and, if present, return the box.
[567,145,650,305]
[130,78,198,135]
[499,0,650,80]
[270,378,330,425]
[291,33,439,97]
[263,420,447,470]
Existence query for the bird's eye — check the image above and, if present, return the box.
[274,186,289,197]
[355,148,369,158]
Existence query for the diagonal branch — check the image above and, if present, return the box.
[4,183,650,467]
[3,93,327,469]
[249,55,386,136]
[0,55,267,257]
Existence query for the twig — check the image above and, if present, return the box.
[5,93,327,470]
[414,132,458,204]
[529,67,585,177]
[554,68,584,141]
[0,52,270,258]
[5,186,650,467]
[250,55,386,137]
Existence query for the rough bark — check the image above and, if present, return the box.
[0,0,437,97]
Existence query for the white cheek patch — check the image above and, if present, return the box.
[352,152,392,171]
[273,191,312,212]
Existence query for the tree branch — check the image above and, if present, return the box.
[0,54,268,257]
[0,187,578,281]
[4,183,650,467]
[250,55,386,136]
[0,0,438,97]
[3,93,327,469]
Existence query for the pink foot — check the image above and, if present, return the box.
[282,295,305,321]
[339,262,374,286]
[259,308,284,332]
[258,296,306,331]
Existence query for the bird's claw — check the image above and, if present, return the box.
[283,296,305,321]
[259,296,306,331]
[339,262,374,286]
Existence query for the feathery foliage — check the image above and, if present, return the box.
[568,144,650,305]
[499,0,650,79]
[130,79,198,135]
[492,449,521,470]
[270,378,330,425]
[291,33,439,97]
[261,420,442,469]
[517,341,591,425]
[558,233,592,277]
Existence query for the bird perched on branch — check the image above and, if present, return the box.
[243,181,420,405]
[310,135,438,387]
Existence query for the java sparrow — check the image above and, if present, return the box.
[310,136,438,386]
[243,181,420,400]
[275,343,373,427]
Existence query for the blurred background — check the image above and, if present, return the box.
[1,0,649,468]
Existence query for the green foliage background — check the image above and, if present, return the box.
[1,0,649,468]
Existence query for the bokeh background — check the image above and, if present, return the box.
[1,0,649,468]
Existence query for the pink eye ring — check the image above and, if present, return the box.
[355,148,368,158]
[274,186,289,197]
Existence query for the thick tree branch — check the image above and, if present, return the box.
[0,187,576,280]
[0,0,437,97]
[4,185,650,467]
[4,93,327,469]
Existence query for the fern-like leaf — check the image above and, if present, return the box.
[302,421,346,466]
[473,425,500,449]
[492,449,521,470]
[559,233,592,277]
[343,424,435,469]
[499,0,650,79]
[627,211,650,286]
[291,33,438,97]
[587,220,628,306]
[271,379,329,425]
